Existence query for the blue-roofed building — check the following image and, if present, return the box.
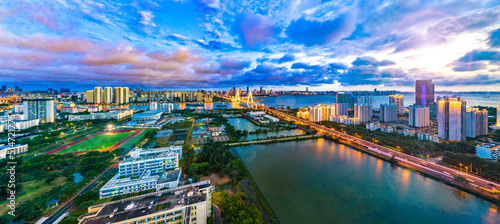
[131,110,165,123]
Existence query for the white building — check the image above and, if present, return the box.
[409,105,430,128]
[354,103,372,123]
[94,87,102,104]
[366,122,380,131]
[389,94,404,114]
[308,104,335,122]
[264,114,279,122]
[466,108,488,138]
[103,87,113,104]
[130,146,182,160]
[68,110,133,121]
[150,102,158,110]
[119,153,179,178]
[131,110,164,122]
[380,103,397,122]
[0,144,28,159]
[330,115,360,125]
[12,104,23,113]
[438,97,466,141]
[85,181,214,224]
[356,96,372,106]
[22,98,56,123]
[476,143,500,161]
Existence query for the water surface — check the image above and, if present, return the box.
[234,139,500,224]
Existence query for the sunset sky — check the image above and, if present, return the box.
[0,0,499,91]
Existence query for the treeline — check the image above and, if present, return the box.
[212,191,263,224]
[319,121,476,156]
[0,151,114,222]
[182,142,247,183]
[442,152,500,181]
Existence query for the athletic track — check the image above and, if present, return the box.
[47,129,142,154]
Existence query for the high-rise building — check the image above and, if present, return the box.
[246,86,249,94]
[356,96,372,106]
[380,103,397,122]
[354,104,372,123]
[297,108,309,120]
[389,94,404,114]
[416,80,435,105]
[308,106,321,122]
[114,87,130,104]
[438,97,467,141]
[86,90,94,103]
[1,85,6,92]
[497,106,500,127]
[14,86,19,92]
[103,87,112,104]
[93,87,102,104]
[22,98,56,123]
[408,105,430,128]
[334,103,348,116]
[465,108,488,137]
[260,86,263,93]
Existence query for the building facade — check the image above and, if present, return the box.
[354,103,372,123]
[476,143,500,161]
[389,94,404,114]
[438,97,467,141]
[465,108,488,138]
[380,103,397,122]
[408,105,430,128]
[415,80,435,105]
[334,102,348,116]
[22,98,56,123]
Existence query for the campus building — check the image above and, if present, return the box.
[119,153,179,178]
[0,144,28,159]
[68,110,133,121]
[130,146,182,160]
[82,181,214,224]
[131,110,164,123]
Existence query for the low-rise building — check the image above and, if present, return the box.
[330,115,360,125]
[83,181,214,224]
[119,153,179,178]
[68,110,133,121]
[476,143,500,161]
[0,144,28,159]
[366,122,380,131]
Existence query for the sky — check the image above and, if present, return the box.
[0,0,499,91]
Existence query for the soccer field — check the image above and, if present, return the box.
[55,130,138,154]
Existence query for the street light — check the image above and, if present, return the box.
[459,163,462,171]
[465,167,468,173]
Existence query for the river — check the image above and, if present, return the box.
[227,118,306,141]
[257,93,500,108]
[234,139,500,224]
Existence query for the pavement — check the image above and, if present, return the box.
[220,96,500,192]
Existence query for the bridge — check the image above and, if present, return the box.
[216,94,500,192]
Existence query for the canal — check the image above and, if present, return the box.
[234,139,500,224]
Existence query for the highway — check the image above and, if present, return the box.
[221,96,500,192]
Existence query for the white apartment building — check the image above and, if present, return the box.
[476,143,500,161]
[409,105,430,128]
[354,103,372,123]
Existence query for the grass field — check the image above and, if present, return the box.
[0,177,67,215]
[55,131,137,154]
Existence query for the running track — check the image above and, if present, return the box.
[48,129,142,154]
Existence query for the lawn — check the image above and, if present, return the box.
[56,131,137,154]
[0,177,67,215]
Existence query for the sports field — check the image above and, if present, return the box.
[50,129,141,154]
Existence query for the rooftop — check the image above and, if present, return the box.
[158,169,181,184]
[477,142,500,150]
[81,181,211,224]
[131,110,165,118]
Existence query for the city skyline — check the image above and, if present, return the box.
[0,1,499,91]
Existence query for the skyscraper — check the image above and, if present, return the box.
[409,105,430,128]
[416,80,435,105]
[86,90,94,103]
[334,103,349,116]
[114,87,130,104]
[94,87,102,104]
[354,104,372,123]
[103,87,113,104]
[466,108,488,137]
[1,85,6,92]
[389,94,404,114]
[23,98,56,123]
[246,86,249,94]
[380,103,397,122]
[497,106,500,127]
[356,96,372,106]
[114,87,122,103]
[438,97,467,141]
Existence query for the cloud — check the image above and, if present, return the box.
[277,54,295,63]
[489,28,500,47]
[351,56,395,66]
[457,50,500,63]
[286,13,355,46]
[232,13,281,48]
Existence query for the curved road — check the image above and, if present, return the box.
[221,96,500,192]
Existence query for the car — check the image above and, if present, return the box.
[488,183,496,187]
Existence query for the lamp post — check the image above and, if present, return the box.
[459,163,462,171]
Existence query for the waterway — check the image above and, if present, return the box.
[227,118,306,141]
[257,93,500,108]
[234,139,500,224]
[130,102,242,110]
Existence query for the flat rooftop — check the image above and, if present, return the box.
[81,181,211,224]
[131,110,165,118]
[158,169,181,184]
[121,152,178,163]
